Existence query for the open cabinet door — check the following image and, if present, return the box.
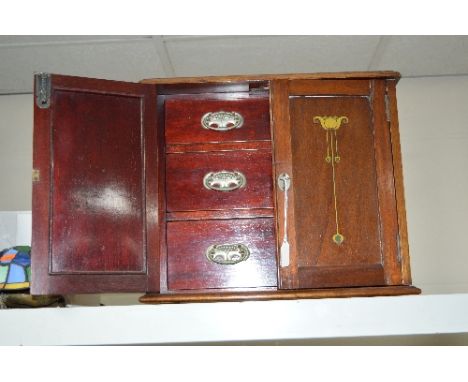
[271,78,405,290]
[31,74,159,294]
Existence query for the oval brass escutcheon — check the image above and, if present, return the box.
[205,243,250,265]
[201,111,244,131]
[203,171,246,192]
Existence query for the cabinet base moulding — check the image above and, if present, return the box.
[139,286,421,304]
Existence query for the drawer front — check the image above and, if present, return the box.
[165,98,271,144]
[167,218,277,290]
[166,151,273,212]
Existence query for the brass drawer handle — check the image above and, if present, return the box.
[205,243,250,265]
[203,170,246,192]
[201,111,244,131]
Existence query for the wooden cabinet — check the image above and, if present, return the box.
[31,71,420,302]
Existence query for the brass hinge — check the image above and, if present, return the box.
[384,94,391,122]
[32,169,40,182]
[35,73,51,109]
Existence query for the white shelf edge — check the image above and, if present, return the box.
[1,293,467,345]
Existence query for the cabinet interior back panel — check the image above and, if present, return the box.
[50,90,146,274]
[289,96,382,273]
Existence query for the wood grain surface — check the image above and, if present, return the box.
[50,90,146,273]
[289,96,382,271]
[371,80,403,285]
[141,71,401,84]
[386,79,412,285]
[270,80,297,289]
[140,285,421,304]
[166,150,273,212]
[165,97,270,144]
[32,74,156,294]
[167,218,277,290]
[288,79,371,96]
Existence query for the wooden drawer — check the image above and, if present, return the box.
[167,218,277,290]
[166,150,273,212]
[165,97,271,144]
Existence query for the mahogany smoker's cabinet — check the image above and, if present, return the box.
[31,71,420,302]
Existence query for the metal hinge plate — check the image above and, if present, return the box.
[35,73,51,109]
[32,169,40,182]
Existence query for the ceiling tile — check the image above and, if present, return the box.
[0,35,150,45]
[165,36,381,76]
[0,40,166,93]
[372,36,468,76]
[161,35,212,41]
[2,35,467,93]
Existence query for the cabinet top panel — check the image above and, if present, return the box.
[140,71,401,85]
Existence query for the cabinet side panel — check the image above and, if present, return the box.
[386,80,412,284]
[371,80,403,285]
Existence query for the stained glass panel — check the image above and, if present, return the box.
[0,246,31,290]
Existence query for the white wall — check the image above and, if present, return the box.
[397,76,468,294]
[0,94,32,211]
[1,76,467,300]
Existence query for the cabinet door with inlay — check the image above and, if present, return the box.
[31,74,160,294]
[271,79,406,290]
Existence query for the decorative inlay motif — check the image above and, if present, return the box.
[313,116,349,245]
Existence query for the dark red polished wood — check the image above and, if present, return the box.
[165,97,271,144]
[167,218,277,290]
[166,150,274,212]
[166,208,274,221]
[51,90,145,273]
[31,74,157,294]
[166,140,272,154]
[152,94,167,293]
